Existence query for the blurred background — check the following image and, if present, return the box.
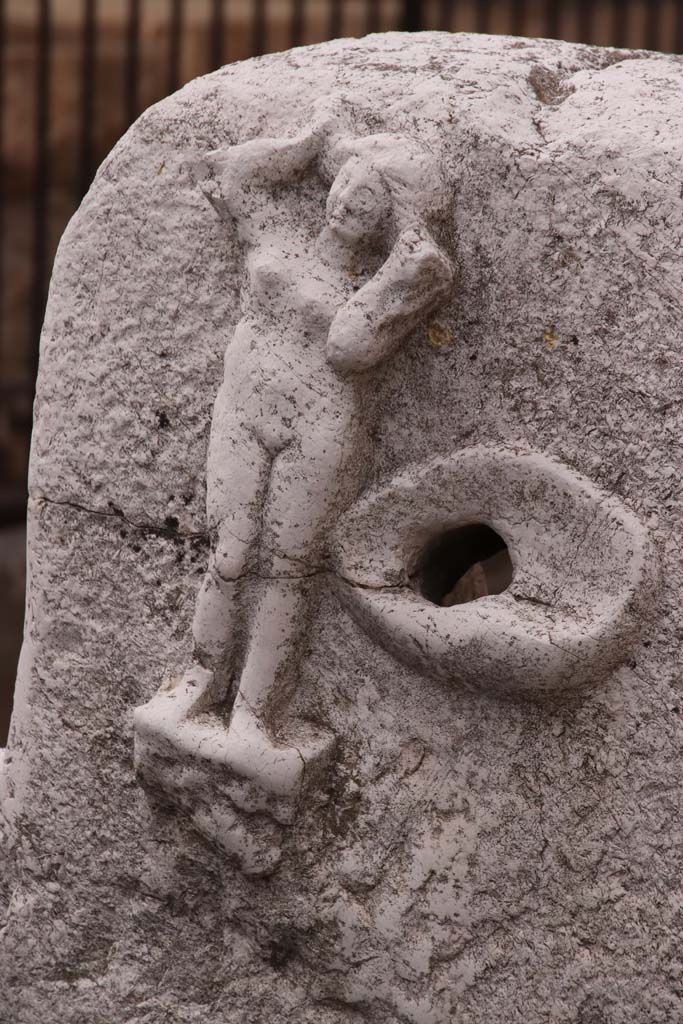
[1,0,683,743]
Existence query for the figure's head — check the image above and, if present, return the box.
[325,157,391,244]
[324,131,450,244]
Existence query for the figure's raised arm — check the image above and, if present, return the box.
[326,226,454,374]
[202,129,320,239]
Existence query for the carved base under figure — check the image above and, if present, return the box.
[133,667,335,874]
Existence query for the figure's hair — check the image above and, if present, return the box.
[330,133,450,230]
[314,91,450,231]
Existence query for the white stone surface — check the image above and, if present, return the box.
[2,31,683,1024]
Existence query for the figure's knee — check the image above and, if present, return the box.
[212,525,252,583]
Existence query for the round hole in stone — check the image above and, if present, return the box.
[411,524,513,607]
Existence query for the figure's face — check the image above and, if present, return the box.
[326,160,390,244]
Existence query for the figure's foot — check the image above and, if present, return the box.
[134,665,215,743]
[225,699,335,806]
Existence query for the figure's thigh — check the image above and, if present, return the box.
[206,402,269,578]
[260,422,366,576]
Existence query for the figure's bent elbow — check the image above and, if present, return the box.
[326,332,379,374]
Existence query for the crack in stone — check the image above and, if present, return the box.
[32,495,408,591]
[34,495,209,540]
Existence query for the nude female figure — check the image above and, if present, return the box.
[135,118,454,814]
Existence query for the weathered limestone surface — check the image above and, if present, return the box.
[2,31,683,1024]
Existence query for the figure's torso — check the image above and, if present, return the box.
[218,233,374,450]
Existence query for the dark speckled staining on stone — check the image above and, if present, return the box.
[3,32,681,1024]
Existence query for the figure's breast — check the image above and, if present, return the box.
[247,250,290,296]
[246,247,347,326]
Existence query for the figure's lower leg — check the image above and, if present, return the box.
[226,577,334,798]
[234,577,308,723]
[193,513,259,675]
[192,570,239,675]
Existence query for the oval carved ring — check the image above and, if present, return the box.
[330,445,656,697]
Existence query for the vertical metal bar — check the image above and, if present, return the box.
[252,0,266,56]
[402,0,423,32]
[290,0,305,46]
[644,0,660,51]
[33,0,51,373]
[577,0,592,43]
[676,0,683,53]
[125,0,140,124]
[168,0,183,94]
[612,0,627,47]
[544,0,560,40]
[0,0,5,350]
[80,0,96,198]
[476,0,490,34]
[511,0,526,36]
[438,0,452,32]
[328,0,342,39]
[366,0,381,34]
[210,0,223,69]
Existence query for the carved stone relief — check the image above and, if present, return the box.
[134,111,456,872]
[3,32,682,1024]
[133,111,654,874]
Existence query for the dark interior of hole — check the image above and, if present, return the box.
[412,524,513,606]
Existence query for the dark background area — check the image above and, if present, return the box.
[2,0,683,744]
